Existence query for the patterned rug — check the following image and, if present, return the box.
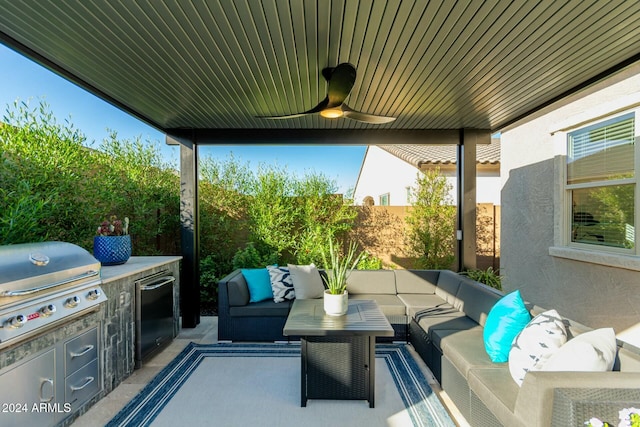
[106,342,454,427]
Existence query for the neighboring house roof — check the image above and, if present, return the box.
[378,138,500,167]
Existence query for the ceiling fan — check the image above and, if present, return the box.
[257,63,396,124]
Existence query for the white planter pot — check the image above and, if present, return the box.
[323,289,348,316]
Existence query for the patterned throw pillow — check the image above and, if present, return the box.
[508,309,567,386]
[267,265,295,303]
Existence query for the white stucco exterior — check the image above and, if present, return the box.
[500,64,640,347]
[354,146,501,206]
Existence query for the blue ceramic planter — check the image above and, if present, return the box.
[93,235,131,265]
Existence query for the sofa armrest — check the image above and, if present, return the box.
[514,371,640,427]
[218,270,249,312]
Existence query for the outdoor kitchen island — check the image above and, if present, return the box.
[0,251,180,427]
[98,256,181,394]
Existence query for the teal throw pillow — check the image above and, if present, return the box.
[241,268,273,303]
[483,290,531,363]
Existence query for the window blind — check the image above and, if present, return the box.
[567,113,635,184]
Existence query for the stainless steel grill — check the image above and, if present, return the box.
[0,241,107,348]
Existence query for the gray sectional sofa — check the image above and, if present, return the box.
[218,268,640,427]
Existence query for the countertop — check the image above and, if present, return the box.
[99,256,182,283]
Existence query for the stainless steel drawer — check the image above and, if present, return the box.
[65,359,99,411]
[65,327,98,375]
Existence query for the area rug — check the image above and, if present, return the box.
[106,342,455,427]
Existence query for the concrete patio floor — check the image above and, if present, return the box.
[71,316,468,426]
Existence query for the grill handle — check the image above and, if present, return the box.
[0,270,99,297]
[139,276,175,291]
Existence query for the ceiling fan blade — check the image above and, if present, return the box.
[341,104,396,124]
[256,97,328,119]
[325,63,356,108]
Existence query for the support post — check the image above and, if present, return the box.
[457,129,488,271]
[176,135,200,328]
[462,129,478,271]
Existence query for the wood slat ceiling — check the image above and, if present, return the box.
[1,0,639,134]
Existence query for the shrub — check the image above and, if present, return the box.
[199,254,220,314]
[460,267,502,291]
[404,169,456,269]
[356,251,383,270]
[0,100,180,252]
[231,242,278,269]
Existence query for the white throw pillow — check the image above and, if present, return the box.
[287,263,325,299]
[541,327,617,372]
[508,309,568,386]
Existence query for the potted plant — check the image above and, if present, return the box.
[94,215,131,265]
[320,238,362,316]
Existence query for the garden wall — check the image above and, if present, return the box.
[349,204,500,270]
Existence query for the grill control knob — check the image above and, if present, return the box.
[7,315,27,329]
[65,296,80,308]
[40,304,57,317]
[87,289,101,300]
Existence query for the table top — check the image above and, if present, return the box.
[283,299,394,337]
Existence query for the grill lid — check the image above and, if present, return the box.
[0,241,101,293]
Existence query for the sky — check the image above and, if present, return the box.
[0,44,366,193]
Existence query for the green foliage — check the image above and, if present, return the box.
[356,251,383,270]
[404,169,456,269]
[460,267,502,291]
[199,155,357,269]
[0,100,180,252]
[231,242,278,270]
[199,254,221,310]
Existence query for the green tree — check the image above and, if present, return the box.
[404,169,456,269]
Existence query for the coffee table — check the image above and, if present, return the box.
[283,299,394,408]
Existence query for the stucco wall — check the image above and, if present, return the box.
[501,66,640,346]
[354,146,421,205]
[354,146,501,206]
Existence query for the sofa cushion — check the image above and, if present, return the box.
[346,270,397,294]
[616,347,640,372]
[397,293,448,318]
[267,265,295,303]
[288,264,325,299]
[349,294,407,316]
[394,269,438,294]
[229,299,293,317]
[508,309,567,386]
[454,278,502,326]
[241,268,273,303]
[432,326,482,353]
[417,309,478,345]
[483,290,531,363]
[439,329,502,376]
[541,327,617,372]
[434,270,463,304]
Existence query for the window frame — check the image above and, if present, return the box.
[564,111,638,255]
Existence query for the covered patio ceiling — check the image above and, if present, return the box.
[2,1,640,327]
[1,1,639,138]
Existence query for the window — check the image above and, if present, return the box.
[566,113,636,252]
[379,193,390,206]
